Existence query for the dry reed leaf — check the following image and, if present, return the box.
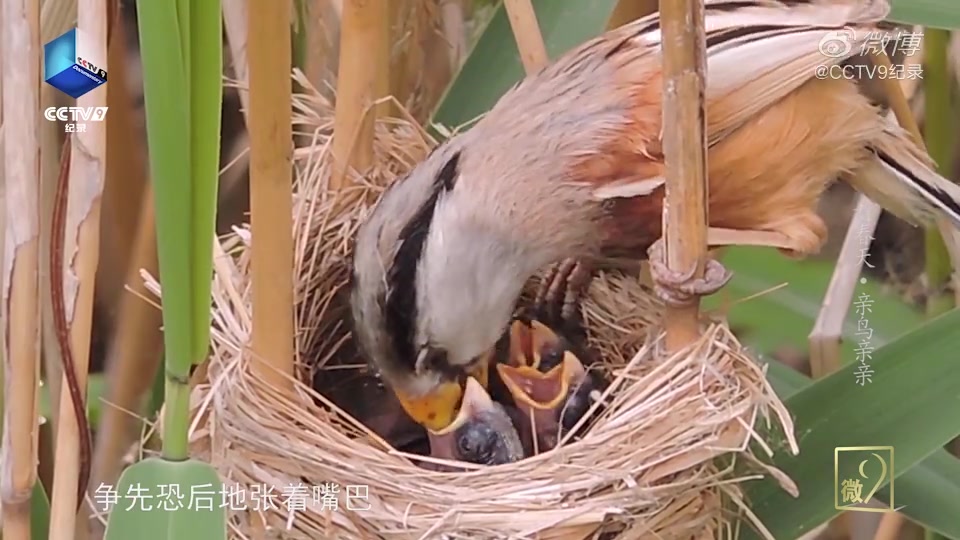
[137,72,797,539]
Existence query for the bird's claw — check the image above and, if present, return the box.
[647,238,732,308]
[532,258,592,337]
[480,257,604,455]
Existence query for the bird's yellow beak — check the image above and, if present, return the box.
[393,355,492,433]
[394,380,464,432]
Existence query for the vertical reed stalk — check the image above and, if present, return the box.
[298,0,338,106]
[331,0,389,190]
[96,13,149,315]
[48,0,109,536]
[1,1,42,539]
[502,1,545,75]
[293,0,309,77]
[90,191,159,494]
[658,0,709,351]
[503,0,547,73]
[37,0,80,448]
[374,0,390,118]
[390,0,455,124]
[90,15,161,527]
[440,0,468,70]
[247,0,296,389]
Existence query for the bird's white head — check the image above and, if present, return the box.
[350,142,550,399]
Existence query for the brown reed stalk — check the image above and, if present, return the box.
[47,0,109,536]
[387,0,456,123]
[387,0,416,118]
[96,16,149,316]
[301,0,337,92]
[37,0,81,441]
[439,0,468,71]
[503,0,548,73]
[657,0,709,351]
[809,195,882,378]
[89,15,161,533]
[331,0,389,190]
[247,0,296,390]
[372,0,390,118]
[1,0,42,538]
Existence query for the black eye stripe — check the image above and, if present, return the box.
[382,150,462,372]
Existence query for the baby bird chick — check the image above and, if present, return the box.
[494,270,608,454]
[424,377,525,467]
[496,320,606,454]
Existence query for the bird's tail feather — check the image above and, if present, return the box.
[847,122,960,229]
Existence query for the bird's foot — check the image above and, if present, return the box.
[531,258,593,340]
[505,256,591,373]
[647,237,733,308]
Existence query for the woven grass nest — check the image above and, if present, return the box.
[167,78,800,539]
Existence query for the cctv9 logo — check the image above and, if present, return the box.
[818,27,856,58]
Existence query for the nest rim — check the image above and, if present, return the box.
[159,80,797,540]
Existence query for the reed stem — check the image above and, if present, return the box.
[658,0,709,351]
[247,0,296,389]
[331,0,389,190]
[503,0,547,73]
[1,0,43,538]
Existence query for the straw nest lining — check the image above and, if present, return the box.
[160,77,798,539]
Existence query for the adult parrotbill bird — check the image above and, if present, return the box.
[349,0,960,457]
